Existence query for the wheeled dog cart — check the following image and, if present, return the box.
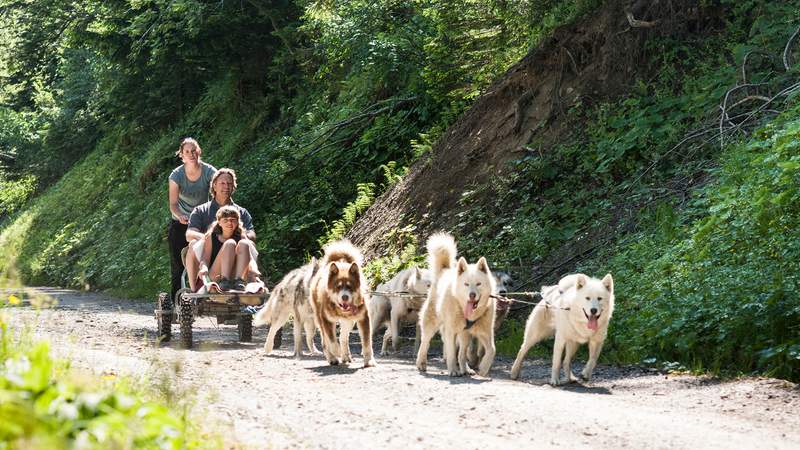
[155,288,267,349]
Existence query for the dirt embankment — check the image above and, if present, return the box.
[9,288,800,449]
[347,0,721,258]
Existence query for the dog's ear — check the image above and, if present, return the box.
[575,274,587,290]
[328,262,339,276]
[476,256,490,274]
[602,273,614,293]
[348,262,360,278]
[457,257,469,275]
[415,267,422,279]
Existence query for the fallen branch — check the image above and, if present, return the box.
[625,11,658,28]
[783,25,800,71]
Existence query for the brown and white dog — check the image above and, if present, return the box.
[309,240,376,367]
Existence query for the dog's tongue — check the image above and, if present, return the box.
[464,300,478,319]
[587,315,598,331]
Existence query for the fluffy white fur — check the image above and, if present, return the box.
[370,267,432,355]
[415,233,497,377]
[510,273,615,385]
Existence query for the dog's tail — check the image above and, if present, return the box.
[253,287,280,326]
[321,239,364,266]
[427,232,457,279]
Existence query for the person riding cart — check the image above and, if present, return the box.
[184,168,263,294]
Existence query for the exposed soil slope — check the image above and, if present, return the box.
[348,0,719,257]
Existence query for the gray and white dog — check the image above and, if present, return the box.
[254,258,321,358]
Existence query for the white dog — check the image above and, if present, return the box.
[370,267,432,355]
[467,270,514,367]
[510,273,615,385]
[254,258,321,358]
[416,233,496,377]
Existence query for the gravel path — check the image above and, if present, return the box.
[7,287,800,449]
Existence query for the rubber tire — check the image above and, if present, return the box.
[157,292,172,342]
[173,288,191,324]
[180,297,194,349]
[238,314,253,342]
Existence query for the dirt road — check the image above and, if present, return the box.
[7,288,800,449]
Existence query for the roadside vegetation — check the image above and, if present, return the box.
[0,289,222,449]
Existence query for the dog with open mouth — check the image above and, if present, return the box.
[415,232,497,377]
[309,239,376,367]
[510,273,615,385]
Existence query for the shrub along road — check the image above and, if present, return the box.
[9,288,800,449]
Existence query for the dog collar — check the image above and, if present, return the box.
[465,318,476,329]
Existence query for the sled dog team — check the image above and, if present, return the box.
[255,232,615,385]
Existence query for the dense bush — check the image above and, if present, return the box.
[600,110,800,380]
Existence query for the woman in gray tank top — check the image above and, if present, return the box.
[167,138,217,302]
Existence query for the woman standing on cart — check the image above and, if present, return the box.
[167,138,217,303]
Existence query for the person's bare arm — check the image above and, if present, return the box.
[186,227,204,243]
[168,180,188,224]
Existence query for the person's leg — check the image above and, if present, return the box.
[185,248,198,291]
[167,220,188,301]
[234,240,254,280]
[209,239,237,282]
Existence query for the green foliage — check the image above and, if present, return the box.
[0,175,36,219]
[0,295,219,449]
[600,110,800,380]
[319,182,376,246]
[363,223,425,287]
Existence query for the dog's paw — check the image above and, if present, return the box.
[363,358,377,368]
[580,370,593,382]
[416,359,427,372]
[550,377,563,386]
[568,372,579,383]
[464,366,476,376]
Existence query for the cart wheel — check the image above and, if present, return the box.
[179,296,194,349]
[156,292,172,342]
[173,288,191,324]
[238,314,253,342]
